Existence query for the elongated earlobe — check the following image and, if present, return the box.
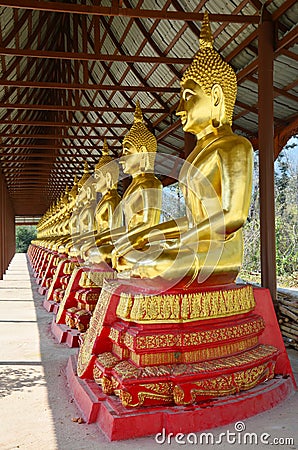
[211,84,224,128]
[140,146,149,172]
[105,172,112,190]
[140,154,146,172]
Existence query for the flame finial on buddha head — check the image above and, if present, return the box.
[123,100,157,154]
[181,11,237,124]
[94,138,119,186]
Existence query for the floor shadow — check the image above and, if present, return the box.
[25,254,106,450]
[24,254,298,450]
[0,365,46,398]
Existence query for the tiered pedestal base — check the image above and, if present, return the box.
[69,280,295,440]
[51,316,81,347]
[55,266,116,329]
[43,298,56,313]
[67,354,295,441]
[38,252,61,294]
[39,286,48,296]
[46,258,75,301]
[50,267,116,346]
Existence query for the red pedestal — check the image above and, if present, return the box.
[46,258,72,301]
[40,252,59,289]
[55,265,115,326]
[51,316,80,347]
[66,354,295,441]
[43,298,56,313]
[253,288,294,379]
[67,282,296,440]
[38,286,48,296]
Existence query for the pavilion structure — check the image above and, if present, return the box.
[0,0,297,441]
[0,1,297,303]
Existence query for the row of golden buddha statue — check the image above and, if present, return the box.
[28,13,283,412]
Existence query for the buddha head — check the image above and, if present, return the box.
[94,139,119,193]
[61,186,70,207]
[177,12,237,134]
[68,175,79,208]
[78,162,91,189]
[76,163,92,206]
[121,101,157,175]
[69,175,79,198]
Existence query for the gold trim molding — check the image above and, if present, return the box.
[116,285,255,323]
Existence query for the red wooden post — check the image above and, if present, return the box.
[258,15,277,305]
[184,132,196,158]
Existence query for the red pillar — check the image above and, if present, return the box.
[258,15,277,305]
[184,132,196,158]
[0,173,4,279]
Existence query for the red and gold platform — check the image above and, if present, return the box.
[50,265,116,346]
[67,279,296,440]
[67,355,294,441]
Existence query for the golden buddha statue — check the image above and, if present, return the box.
[85,101,163,266]
[59,164,94,256]
[66,175,81,242]
[80,140,122,265]
[113,12,253,287]
[43,191,67,250]
[75,15,281,413]
[51,175,81,252]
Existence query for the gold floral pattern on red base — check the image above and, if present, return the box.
[116,285,255,323]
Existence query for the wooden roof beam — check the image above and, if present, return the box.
[272,0,298,21]
[0,144,108,149]
[0,133,120,140]
[247,75,298,103]
[0,79,180,92]
[0,160,99,165]
[0,104,166,113]
[236,24,298,82]
[0,47,191,64]
[0,2,261,23]
[0,120,129,128]
[99,15,170,111]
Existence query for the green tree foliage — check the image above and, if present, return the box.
[242,136,298,285]
[16,225,37,253]
[274,143,298,277]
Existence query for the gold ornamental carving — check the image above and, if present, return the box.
[77,288,114,377]
[129,336,258,366]
[93,366,103,384]
[110,345,278,382]
[55,267,82,322]
[102,376,114,395]
[79,270,116,288]
[173,363,274,406]
[116,285,255,323]
[121,316,265,351]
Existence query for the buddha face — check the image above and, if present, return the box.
[94,169,106,192]
[120,142,141,175]
[86,183,95,200]
[176,79,213,134]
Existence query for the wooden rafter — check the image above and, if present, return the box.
[0,0,296,215]
[0,2,261,23]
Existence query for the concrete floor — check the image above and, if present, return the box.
[0,253,297,450]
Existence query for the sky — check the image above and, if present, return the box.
[281,135,298,167]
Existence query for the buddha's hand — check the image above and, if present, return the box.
[113,232,145,257]
[112,252,135,272]
[130,259,159,279]
[160,239,179,250]
[111,248,119,268]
